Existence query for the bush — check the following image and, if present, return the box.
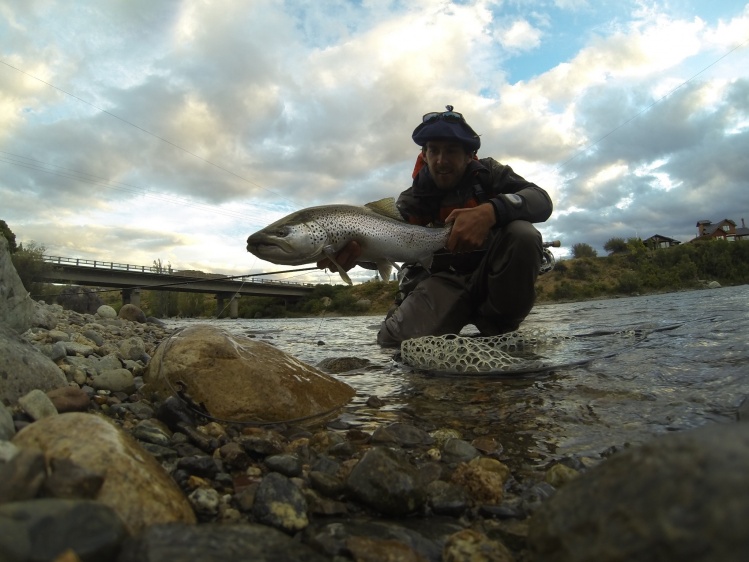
[11,241,53,296]
[604,237,629,255]
[571,243,597,259]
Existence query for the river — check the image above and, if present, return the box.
[163,284,749,478]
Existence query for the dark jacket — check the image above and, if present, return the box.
[396,157,553,228]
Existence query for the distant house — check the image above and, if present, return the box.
[692,219,749,242]
[643,234,681,250]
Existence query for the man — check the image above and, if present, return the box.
[319,106,553,347]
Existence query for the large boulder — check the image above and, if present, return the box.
[528,422,749,562]
[0,324,67,403]
[12,412,196,534]
[0,236,34,333]
[143,324,356,423]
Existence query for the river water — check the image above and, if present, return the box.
[163,284,749,477]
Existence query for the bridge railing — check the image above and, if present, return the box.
[41,255,314,287]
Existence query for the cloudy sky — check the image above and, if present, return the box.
[1,0,748,285]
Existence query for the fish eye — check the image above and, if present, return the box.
[275,227,289,237]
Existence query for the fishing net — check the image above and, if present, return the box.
[400,327,651,375]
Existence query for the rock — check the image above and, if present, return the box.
[97,304,117,319]
[119,336,146,361]
[188,487,221,518]
[443,528,515,562]
[0,499,128,562]
[143,324,355,423]
[450,457,510,506]
[82,328,105,346]
[0,448,47,503]
[18,388,59,420]
[442,438,480,464]
[43,457,105,499]
[346,446,427,516]
[371,422,434,447]
[12,412,196,534]
[707,280,721,289]
[252,472,309,533]
[316,357,371,373]
[31,301,59,329]
[0,401,15,440]
[544,463,580,488]
[528,422,749,562]
[0,324,67,403]
[117,522,329,562]
[46,386,91,412]
[264,454,304,477]
[118,303,147,323]
[91,368,135,393]
[62,340,95,356]
[426,480,471,515]
[0,236,34,333]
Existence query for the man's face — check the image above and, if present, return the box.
[424,140,472,191]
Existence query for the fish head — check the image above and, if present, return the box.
[246,213,327,265]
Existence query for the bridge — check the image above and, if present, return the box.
[37,256,316,318]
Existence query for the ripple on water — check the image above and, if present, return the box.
[163,285,749,475]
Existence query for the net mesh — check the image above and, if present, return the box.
[399,328,644,375]
[401,329,561,374]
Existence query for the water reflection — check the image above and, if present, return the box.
[164,284,749,476]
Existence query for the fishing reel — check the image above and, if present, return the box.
[540,239,561,275]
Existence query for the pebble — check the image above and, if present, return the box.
[0,301,614,561]
[18,389,58,420]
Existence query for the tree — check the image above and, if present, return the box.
[571,243,597,259]
[0,220,18,253]
[604,237,629,255]
[11,241,51,295]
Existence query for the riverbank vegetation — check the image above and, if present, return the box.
[5,215,749,319]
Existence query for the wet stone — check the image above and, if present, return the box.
[131,418,172,446]
[220,442,250,470]
[442,438,480,464]
[117,522,329,562]
[240,432,285,458]
[310,454,340,475]
[188,487,221,518]
[252,472,309,533]
[371,422,435,447]
[176,455,220,478]
[309,471,345,497]
[138,442,179,462]
[346,446,427,516]
[426,479,471,516]
[264,453,304,477]
[0,499,127,562]
[154,395,197,432]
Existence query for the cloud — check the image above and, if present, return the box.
[494,19,543,51]
[1,0,748,276]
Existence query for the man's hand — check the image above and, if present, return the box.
[445,203,496,253]
[316,240,362,271]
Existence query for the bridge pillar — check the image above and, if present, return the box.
[122,288,141,308]
[215,292,239,319]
